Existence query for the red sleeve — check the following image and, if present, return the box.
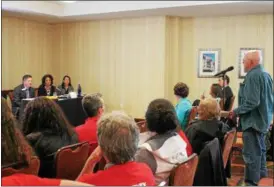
[178,130,193,156]
[2,174,61,186]
[77,173,96,184]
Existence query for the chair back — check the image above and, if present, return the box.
[169,153,199,186]
[88,142,98,155]
[188,107,198,126]
[8,91,14,102]
[55,142,89,180]
[136,120,147,133]
[223,129,236,168]
[2,156,40,177]
[258,178,274,186]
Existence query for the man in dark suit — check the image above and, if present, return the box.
[218,75,234,111]
[12,74,35,117]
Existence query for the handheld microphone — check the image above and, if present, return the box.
[214,66,234,77]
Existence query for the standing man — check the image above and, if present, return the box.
[218,75,234,111]
[230,51,273,186]
[12,74,35,117]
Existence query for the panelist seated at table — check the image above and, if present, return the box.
[38,74,56,97]
[57,75,74,95]
[12,74,35,116]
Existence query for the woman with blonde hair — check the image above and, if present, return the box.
[185,98,230,154]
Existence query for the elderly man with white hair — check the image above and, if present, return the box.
[230,50,273,186]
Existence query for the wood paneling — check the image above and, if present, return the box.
[2,17,53,89]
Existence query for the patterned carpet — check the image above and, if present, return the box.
[228,154,274,186]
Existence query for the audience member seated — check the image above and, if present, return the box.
[209,83,223,103]
[174,82,192,131]
[218,75,234,111]
[78,111,155,186]
[201,83,223,102]
[57,75,74,95]
[38,74,56,96]
[1,98,89,186]
[75,93,104,150]
[185,98,230,154]
[22,97,78,178]
[12,74,35,117]
[135,98,189,184]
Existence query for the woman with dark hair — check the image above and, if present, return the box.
[210,83,223,102]
[57,75,74,95]
[174,82,192,131]
[38,74,56,96]
[135,98,191,185]
[1,98,88,186]
[22,97,78,178]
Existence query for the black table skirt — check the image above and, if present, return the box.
[20,97,87,127]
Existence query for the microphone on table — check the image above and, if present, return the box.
[214,66,234,77]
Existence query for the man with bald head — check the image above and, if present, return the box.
[230,50,273,185]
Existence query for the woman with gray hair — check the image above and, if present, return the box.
[77,111,155,186]
[185,98,230,154]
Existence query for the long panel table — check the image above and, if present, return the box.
[19,97,87,127]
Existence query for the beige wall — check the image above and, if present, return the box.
[165,14,273,107]
[2,17,54,89]
[2,14,273,117]
[52,17,166,117]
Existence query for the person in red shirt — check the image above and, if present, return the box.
[2,173,91,186]
[75,93,104,154]
[77,111,155,186]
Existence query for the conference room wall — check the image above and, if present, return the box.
[52,16,166,117]
[165,14,273,108]
[2,16,54,90]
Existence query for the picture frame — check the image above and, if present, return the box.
[197,48,221,78]
[238,48,264,78]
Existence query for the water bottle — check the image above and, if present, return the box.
[77,84,82,97]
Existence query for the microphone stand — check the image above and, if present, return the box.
[221,73,226,111]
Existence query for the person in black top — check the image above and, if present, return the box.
[22,97,78,178]
[12,74,35,117]
[38,74,56,96]
[218,75,234,111]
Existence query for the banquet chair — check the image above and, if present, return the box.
[55,142,89,180]
[222,129,236,168]
[2,156,40,177]
[169,153,199,186]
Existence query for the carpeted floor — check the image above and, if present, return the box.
[227,154,274,186]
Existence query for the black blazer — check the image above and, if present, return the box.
[12,84,35,114]
[38,85,56,96]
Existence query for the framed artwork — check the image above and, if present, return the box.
[197,48,221,78]
[238,48,264,78]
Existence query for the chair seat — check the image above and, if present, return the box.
[258,178,274,186]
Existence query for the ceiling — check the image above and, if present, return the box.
[2,1,273,23]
